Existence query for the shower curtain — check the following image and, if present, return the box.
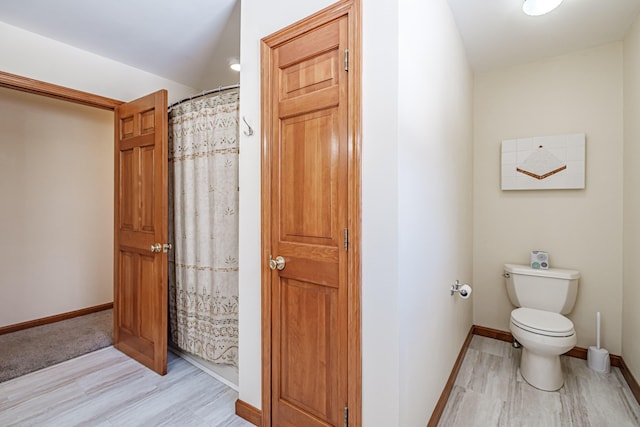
[168,89,239,366]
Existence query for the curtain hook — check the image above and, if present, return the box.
[242,116,254,136]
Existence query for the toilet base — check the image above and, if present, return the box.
[520,347,564,391]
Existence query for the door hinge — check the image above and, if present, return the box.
[344,228,349,251]
[344,406,349,427]
[344,49,349,72]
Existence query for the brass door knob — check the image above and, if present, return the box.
[269,255,286,271]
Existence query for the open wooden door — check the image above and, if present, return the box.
[262,1,361,425]
[113,90,168,375]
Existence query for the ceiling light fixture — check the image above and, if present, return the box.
[522,0,563,16]
[228,58,241,72]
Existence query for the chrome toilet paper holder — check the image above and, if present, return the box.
[450,280,472,298]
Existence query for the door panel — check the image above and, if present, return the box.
[281,109,338,243]
[114,90,168,375]
[279,279,338,421]
[267,14,349,427]
[119,149,135,230]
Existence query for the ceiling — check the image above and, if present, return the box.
[446,0,640,72]
[0,0,639,90]
[0,0,241,90]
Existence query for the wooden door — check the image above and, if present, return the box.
[113,90,168,375]
[262,6,358,426]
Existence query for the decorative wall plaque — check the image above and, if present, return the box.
[501,133,585,190]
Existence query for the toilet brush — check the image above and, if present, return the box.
[587,312,610,373]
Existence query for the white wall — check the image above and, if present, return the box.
[398,0,473,424]
[623,15,640,382]
[239,0,473,425]
[361,0,401,424]
[473,43,624,353]
[0,87,113,326]
[0,21,196,104]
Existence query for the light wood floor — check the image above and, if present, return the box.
[0,346,253,427]
[439,335,640,426]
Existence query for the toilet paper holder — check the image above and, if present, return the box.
[450,280,472,298]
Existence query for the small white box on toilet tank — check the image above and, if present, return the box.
[531,251,549,269]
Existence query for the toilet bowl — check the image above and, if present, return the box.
[510,307,576,391]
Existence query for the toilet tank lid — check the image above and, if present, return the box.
[504,263,580,280]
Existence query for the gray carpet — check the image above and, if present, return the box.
[0,309,113,383]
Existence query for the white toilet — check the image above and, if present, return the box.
[504,263,580,391]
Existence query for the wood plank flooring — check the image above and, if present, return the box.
[439,335,640,426]
[0,347,253,427]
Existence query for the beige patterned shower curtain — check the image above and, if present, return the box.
[168,89,239,366]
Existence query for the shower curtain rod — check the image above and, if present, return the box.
[168,83,240,111]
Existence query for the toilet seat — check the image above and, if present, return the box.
[511,307,574,337]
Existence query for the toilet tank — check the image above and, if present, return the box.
[504,263,580,314]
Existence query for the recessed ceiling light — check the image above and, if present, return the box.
[228,57,241,72]
[522,0,563,16]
